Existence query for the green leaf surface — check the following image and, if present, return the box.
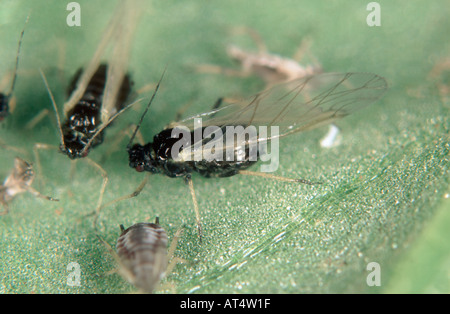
[0,0,449,293]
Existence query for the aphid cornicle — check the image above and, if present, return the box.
[126,72,388,239]
[0,93,10,122]
[0,157,58,215]
[0,15,29,122]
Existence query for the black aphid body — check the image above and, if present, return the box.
[126,72,388,239]
[116,222,168,293]
[0,93,9,121]
[62,63,132,159]
[128,127,259,179]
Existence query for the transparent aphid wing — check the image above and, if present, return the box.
[63,13,117,115]
[63,1,140,116]
[176,72,387,161]
[101,2,142,122]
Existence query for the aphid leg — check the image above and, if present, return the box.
[69,159,78,181]
[185,175,202,241]
[24,185,59,202]
[96,234,120,275]
[238,170,321,185]
[83,157,109,229]
[229,25,268,53]
[32,142,59,184]
[194,64,249,78]
[24,108,52,130]
[92,173,150,229]
[292,36,315,63]
[0,140,29,157]
[158,225,186,293]
[195,26,268,78]
[165,226,186,276]
[96,233,135,281]
[136,83,157,96]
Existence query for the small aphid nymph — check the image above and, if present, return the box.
[98,217,184,293]
[116,220,169,293]
[0,157,58,215]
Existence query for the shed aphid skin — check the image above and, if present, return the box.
[320,124,342,148]
[196,27,322,88]
[97,217,184,293]
[0,15,29,122]
[195,27,344,149]
[0,157,58,215]
[124,72,388,240]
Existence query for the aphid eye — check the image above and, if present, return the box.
[135,164,145,172]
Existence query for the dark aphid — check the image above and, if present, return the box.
[58,63,132,159]
[97,217,184,293]
[39,0,141,159]
[0,15,29,122]
[0,157,58,215]
[35,2,143,224]
[126,72,388,239]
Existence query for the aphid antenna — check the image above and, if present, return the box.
[79,97,144,157]
[127,67,167,151]
[39,68,65,149]
[7,13,30,98]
